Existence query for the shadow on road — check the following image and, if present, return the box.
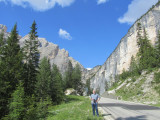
[99,103,160,110]
[101,113,112,117]
[116,115,147,120]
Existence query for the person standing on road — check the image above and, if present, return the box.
[90,89,100,116]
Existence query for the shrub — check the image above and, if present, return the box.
[24,96,52,120]
[6,83,25,120]
[131,77,136,82]
[154,72,160,83]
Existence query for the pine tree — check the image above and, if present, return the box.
[129,56,139,76]
[137,23,143,42]
[23,20,39,96]
[50,64,64,104]
[86,78,91,96]
[136,23,156,71]
[64,60,73,89]
[36,57,51,100]
[1,24,23,86]
[24,95,37,120]
[72,64,83,95]
[155,31,160,67]
[0,30,7,119]
[0,24,24,118]
[7,83,25,120]
[35,97,52,119]
[105,81,109,91]
[143,29,157,68]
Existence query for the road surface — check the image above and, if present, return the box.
[99,97,160,120]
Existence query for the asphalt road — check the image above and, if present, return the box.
[99,97,160,120]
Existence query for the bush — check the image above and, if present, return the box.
[153,72,160,95]
[119,70,130,81]
[131,77,136,82]
[154,72,160,83]
[24,95,37,120]
[24,96,52,120]
[36,97,52,119]
[6,83,25,120]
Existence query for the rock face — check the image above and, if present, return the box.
[65,88,76,95]
[0,25,7,33]
[86,2,160,94]
[20,35,85,75]
[82,65,101,82]
[0,26,85,76]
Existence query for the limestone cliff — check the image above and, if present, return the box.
[86,2,160,94]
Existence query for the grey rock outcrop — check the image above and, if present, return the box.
[0,24,7,33]
[82,65,101,81]
[86,2,160,94]
[0,24,10,39]
[20,35,85,75]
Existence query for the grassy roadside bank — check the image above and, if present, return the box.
[107,70,160,107]
[47,95,103,120]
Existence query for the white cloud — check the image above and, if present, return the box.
[59,28,72,40]
[118,0,158,24]
[97,0,108,5]
[0,0,75,11]
[87,68,92,70]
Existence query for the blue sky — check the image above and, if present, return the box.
[0,0,158,69]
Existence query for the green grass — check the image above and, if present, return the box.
[47,95,103,120]
[108,82,119,91]
[151,103,160,107]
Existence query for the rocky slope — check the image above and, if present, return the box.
[107,69,160,105]
[0,25,85,76]
[86,2,160,94]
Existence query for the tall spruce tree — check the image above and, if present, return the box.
[129,56,139,76]
[0,24,24,118]
[143,29,157,68]
[0,30,6,119]
[137,23,156,71]
[137,23,142,40]
[72,64,83,95]
[155,31,160,67]
[23,20,39,96]
[86,78,91,96]
[64,60,73,89]
[36,57,51,100]
[50,64,64,104]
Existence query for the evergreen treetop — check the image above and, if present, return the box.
[23,20,39,96]
[0,24,24,118]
